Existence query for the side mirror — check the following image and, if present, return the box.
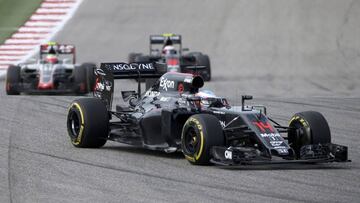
[63,58,72,64]
[27,58,37,64]
[241,95,253,111]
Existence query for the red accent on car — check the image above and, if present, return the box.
[177,83,184,93]
[37,82,54,90]
[93,77,99,91]
[167,58,179,66]
[80,83,85,91]
[253,121,274,133]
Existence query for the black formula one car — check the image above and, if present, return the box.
[66,62,349,166]
[5,42,96,95]
[128,33,211,81]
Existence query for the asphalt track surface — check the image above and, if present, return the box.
[1,0,360,202]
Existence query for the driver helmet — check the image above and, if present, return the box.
[47,41,58,54]
[162,45,176,55]
[196,90,227,108]
[46,54,58,64]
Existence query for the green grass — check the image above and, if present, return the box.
[0,0,43,44]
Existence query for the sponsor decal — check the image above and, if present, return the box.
[219,120,226,128]
[95,80,112,92]
[261,133,285,147]
[160,97,171,102]
[58,45,74,53]
[159,77,175,91]
[270,140,284,147]
[145,90,160,97]
[224,150,232,159]
[276,148,288,154]
[260,133,281,139]
[184,77,192,83]
[107,63,154,71]
[95,68,106,76]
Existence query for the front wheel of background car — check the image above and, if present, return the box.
[288,111,331,158]
[67,98,108,148]
[181,114,224,165]
[6,65,21,95]
[81,63,96,92]
[74,65,87,94]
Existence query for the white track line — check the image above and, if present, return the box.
[25,21,58,27]
[18,26,53,33]
[12,33,50,38]
[41,3,75,8]
[0,0,83,78]
[30,14,66,21]
[0,50,28,55]
[5,39,42,44]
[36,8,68,14]
[0,56,23,60]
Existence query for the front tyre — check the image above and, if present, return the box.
[81,63,96,92]
[74,66,87,94]
[67,98,109,148]
[288,111,331,158]
[181,114,224,165]
[6,65,21,95]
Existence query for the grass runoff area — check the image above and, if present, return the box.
[0,0,43,44]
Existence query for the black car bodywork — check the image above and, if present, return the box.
[66,62,349,166]
[128,33,212,82]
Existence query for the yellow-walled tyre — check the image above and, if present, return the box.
[181,114,224,165]
[67,98,108,148]
[288,111,331,158]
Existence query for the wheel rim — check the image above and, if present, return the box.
[184,126,200,154]
[68,109,81,140]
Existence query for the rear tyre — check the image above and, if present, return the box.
[67,98,108,148]
[74,66,87,94]
[191,53,211,81]
[134,55,151,63]
[288,111,331,158]
[128,53,141,64]
[82,63,96,92]
[6,65,21,95]
[181,114,224,165]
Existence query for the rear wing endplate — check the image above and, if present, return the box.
[150,34,181,44]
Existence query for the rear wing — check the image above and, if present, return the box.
[39,44,76,63]
[94,62,163,110]
[150,34,182,44]
[149,34,183,55]
[100,62,163,79]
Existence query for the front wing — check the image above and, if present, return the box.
[210,143,350,166]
